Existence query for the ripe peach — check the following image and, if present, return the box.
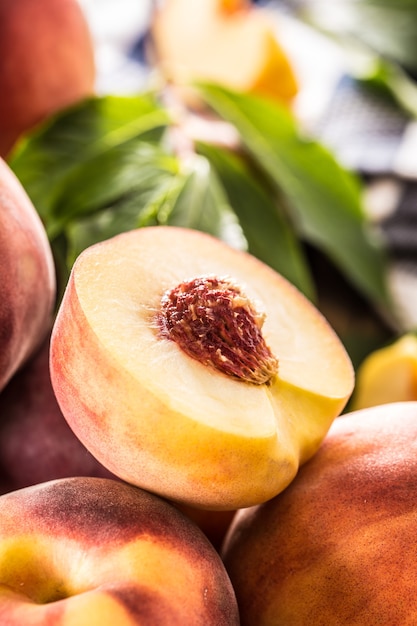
[0,335,114,491]
[150,0,298,108]
[222,402,417,625]
[0,0,95,157]
[50,226,354,510]
[0,158,56,392]
[0,476,239,625]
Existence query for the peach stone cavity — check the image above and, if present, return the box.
[157,275,278,385]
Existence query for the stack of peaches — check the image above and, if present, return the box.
[1,1,417,624]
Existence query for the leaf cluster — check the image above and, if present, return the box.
[8,83,393,360]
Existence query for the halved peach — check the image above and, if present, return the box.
[351,333,417,410]
[150,0,298,108]
[50,226,354,509]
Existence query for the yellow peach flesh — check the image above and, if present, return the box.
[51,227,354,509]
[151,0,298,106]
[75,228,351,429]
[351,334,417,410]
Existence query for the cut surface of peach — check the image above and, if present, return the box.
[50,226,354,509]
[351,334,417,410]
[150,0,298,106]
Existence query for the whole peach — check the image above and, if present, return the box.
[0,476,239,625]
[0,158,56,392]
[0,0,95,157]
[0,334,114,490]
[222,401,417,625]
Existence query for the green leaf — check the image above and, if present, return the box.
[7,89,249,293]
[63,143,181,265]
[295,0,417,119]
[196,83,391,311]
[8,93,171,221]
[166,154,247,250]
[302,0,417,73]
[66,151,245,254]
[46,141,179,240]
[354,55,417,119]
[197,140,316,300]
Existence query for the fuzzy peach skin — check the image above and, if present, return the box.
[0,0,95,158]
[50,226,354,510]
[0,158,56,392]
[222,402,417,626]
[0,476,239,626]
[0,334,115,491]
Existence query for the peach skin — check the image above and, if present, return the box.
[0,476,239,625]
